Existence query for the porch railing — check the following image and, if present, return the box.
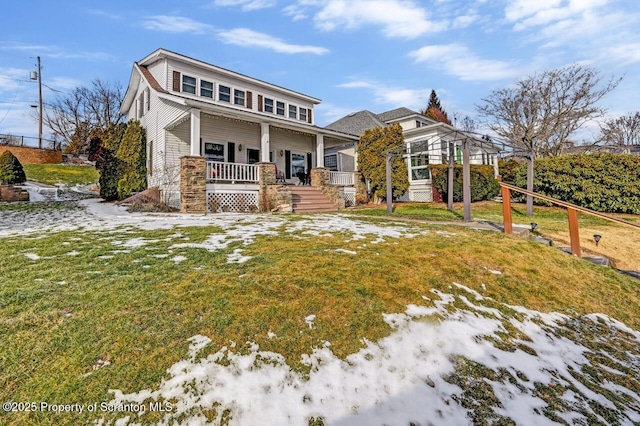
[329,171,354,186]
[206,161,260,183]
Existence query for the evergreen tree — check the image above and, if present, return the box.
[116,120,147,199]
[0,151,26,184]
[420,90,451,125]
[357,123,409,202]
[428,90,443,111]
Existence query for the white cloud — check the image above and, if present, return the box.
[212,0,276,11]
[142,15,215,34]
[217,28,329,55]
[0,43,113,61]
[505,0,612,30]
[409,43,520,81]
[87,9,123,20]
[290,0,447,39]
[337,79,431,110]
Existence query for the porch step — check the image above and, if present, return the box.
[290,186,338,213]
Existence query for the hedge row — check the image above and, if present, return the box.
[500,153,640,214]
[430,164,500,202]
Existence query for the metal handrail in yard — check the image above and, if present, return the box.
[499,182,640,257]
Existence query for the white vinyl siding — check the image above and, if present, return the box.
[200,115,261,158]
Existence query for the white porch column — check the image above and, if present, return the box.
[190,109,201,156]
[260,123,270,162]
[316,134,324,168]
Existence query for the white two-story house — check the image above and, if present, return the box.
[120,48,357,210]
[326,107,501,202]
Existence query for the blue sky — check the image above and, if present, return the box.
[1,0,639,141]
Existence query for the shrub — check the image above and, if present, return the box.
[0,151,26,184]
[498,159,521,184]
[116,121,147,199]
[357,123,409,202]
[510,153,640,213]
[430,164,500,202]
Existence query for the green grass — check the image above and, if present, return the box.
[22,163,99,186]
[351,201,640,270]
[1,218,639,424]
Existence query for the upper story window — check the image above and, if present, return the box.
[276,101,285,116]
[182,75,196,94]
[234,89,245,106]
[219,85,231,102]
[409,140,431,181]
[200,80,213,98]
[289,105,297,119]
[264,98,274,113]
[299,108,307,122]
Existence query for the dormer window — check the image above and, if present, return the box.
[182,75,196,94]
[201,80,213,98]
[219,85,231,102]
[264,98,274,113]
[299,108,307,122]
[276,101,285,116]
[234,89,245,106]
[289,105,297,119]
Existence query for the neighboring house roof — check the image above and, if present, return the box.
[325,107,440,136]
[376,107,421,123]
[324,110,385,136]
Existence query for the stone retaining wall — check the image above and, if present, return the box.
[0,146,61,164]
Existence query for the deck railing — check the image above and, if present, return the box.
[206,161,260,183]
[500,182,640,257]
[329,171,354,186]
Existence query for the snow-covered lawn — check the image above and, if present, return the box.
[2,200,639,425]
[103,286,640,425]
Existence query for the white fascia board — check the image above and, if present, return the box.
[120,68,141,115]
[140,48,321,105]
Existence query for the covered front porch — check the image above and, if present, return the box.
[174,108,362,213]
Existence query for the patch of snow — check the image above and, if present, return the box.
[172,255,187,264]
[66,250,80,256]
[304,314,316,329]
[329,248,357,255]
[267,331,277,339]
[103,289,640,426]
[24,252,40,260]
[227,249,252,264]
[484,266,503,275]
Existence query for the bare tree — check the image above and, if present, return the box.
[44,79,124,153]
[477,64,621,158]
[599,112,640,152]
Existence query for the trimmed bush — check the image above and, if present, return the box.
[430,164,500,202]
[0,151,26,184]
[509,153,640,214]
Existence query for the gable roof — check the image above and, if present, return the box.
[139,48,321,104]
[324,110,385,136]
[376,107,421,123]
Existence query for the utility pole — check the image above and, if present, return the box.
[31,56,43,149]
